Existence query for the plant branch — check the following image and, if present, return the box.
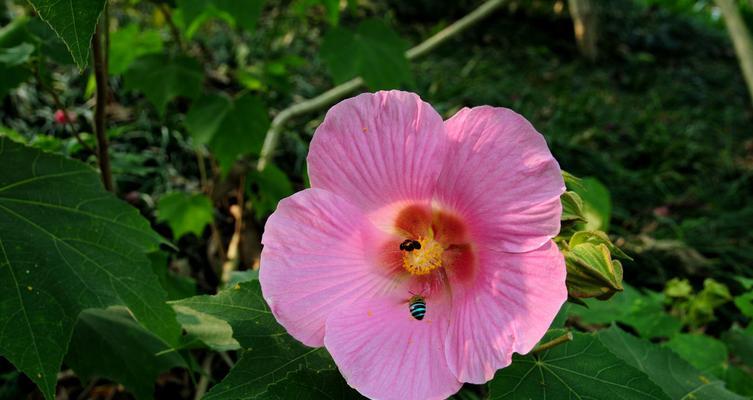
[221,175,246,284]
[92,19,114,191]
[717,0,753,107]
[218,351,235,368]
[256,0,506,171]
[532,331,573,354]
[104,4,110,76]
[193,353,214,400]
[159,3,187,52]
[405,0,506,59]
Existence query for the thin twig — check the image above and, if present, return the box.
[196,149,227,268]
[104,4,110,77]
[193,353,215,400]
[532,332,573,354]
[405,0,506,59]
[92,20,114,191]
[221,175,246,284]
[256,0,506,171]
[218,351,235,368]
[75,378,99,400]
[196,149,209,192]
[159,3,187,52]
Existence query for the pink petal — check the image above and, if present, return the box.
[445,241,567,383]
[436,106,565,253]
[324,295,462,400]
[308,90,448,212]
[260,188,396,347]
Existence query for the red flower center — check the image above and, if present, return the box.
[379,204,476,297]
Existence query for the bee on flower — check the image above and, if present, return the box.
[260,90,567,400]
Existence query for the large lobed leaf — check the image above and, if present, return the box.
[264,369,362,400]
[26,0,107,68]
[664,333,729,378]
[488,331,669,399]
[599,326,745,400]
[0,138,180,399]
[173,280,341,399]
[65,308,186,400]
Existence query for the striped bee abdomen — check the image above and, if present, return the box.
[409,295,426,320]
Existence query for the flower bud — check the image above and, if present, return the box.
[564,242,624,300]
[54,109,70,124]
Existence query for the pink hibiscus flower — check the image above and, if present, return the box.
[260,90,567,400]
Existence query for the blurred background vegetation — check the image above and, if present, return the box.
[1,0,753,398]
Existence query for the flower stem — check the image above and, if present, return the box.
[256,0,507,171]
[532,331,574,355]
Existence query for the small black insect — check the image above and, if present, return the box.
[399,239,422,252]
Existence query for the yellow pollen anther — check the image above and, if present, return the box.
[402,238,444,275]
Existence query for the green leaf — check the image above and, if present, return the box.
[173,303,240,351]
[108,24,163,75]
[0,43,34,66]
[736,276,753,290]
[264,369,362,399]
[172,280,277,348]
[124,54,203,116]
[664,277,693,298]
[599,326,745,400]
[560,190,586,222]
[214,0,264,31]
[320,19,412,89]
[156,191,214,239]
[0,65,29,99]
[150,252,196,301]
[203,337,334,400]
[246,164,293,219]
[569,284,682,339]
[0,138,180,400]
[175,280,336,399]
[723,325,753,367]
[293,0,341,26]
[0,16,31,47]
[24,17,75,65]
[572,176,611,231]
[0,42,34,99]
[65,308,186,400]
[734,291,753,318]
[724,366,753,397]
[178,0,264,37]
[562,170,584,191]
[208,94,270,174]
[569,230,631,260]
[665,334,728,378]
[683,279,733,328]
[185,93,232,146]
[488,331,668,399]
[26,0,107,68]
[226,269,259,287]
